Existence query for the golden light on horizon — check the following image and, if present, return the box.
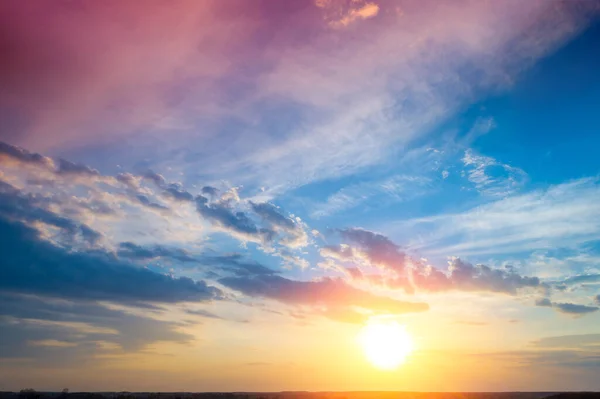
[358,320,414,370]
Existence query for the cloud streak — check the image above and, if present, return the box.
[392,177,600,257]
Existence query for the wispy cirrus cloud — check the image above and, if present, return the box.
[310,175,430,218]
[391,177,600,258]
[462,149,528,197]
[2,1,596,192]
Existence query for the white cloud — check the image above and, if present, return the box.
[391,177,600,258]
[462,149,528,197]
[310,175,430,218]
[169,0,596,192]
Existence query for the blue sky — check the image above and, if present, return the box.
[1,0,600,392]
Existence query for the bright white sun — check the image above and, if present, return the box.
[358,320,414,370]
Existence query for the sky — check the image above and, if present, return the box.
[1,0,600,392]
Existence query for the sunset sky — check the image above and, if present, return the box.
[1,0,600,392]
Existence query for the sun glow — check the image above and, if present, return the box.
[358,320,414,370]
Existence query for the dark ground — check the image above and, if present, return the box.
[1,392,599,399]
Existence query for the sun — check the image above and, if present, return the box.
[358,320,414,370]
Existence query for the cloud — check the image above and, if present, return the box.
[561,274,600,286]
[142,170,167,187]
[200,254,278,277]
[310,175,430,218]
[535,298,598,316]
[336,227,407,273]
[0,141,54,169]
[219,274,428,317]
[0,293,194,361]
[195,195,274,245]
[162,184,194,202]
[1,0,592,193]
[1,142,313,279]
[329,2,380,28]
[462,149,527,197]
[535,298,553,307]
[410,257,542,295]
[201,186,219,197]
[135,194,169,211]
[0,216,222,304]
[322,228,543,295]
[596,295,600,306]
[250,201,308,248]
[117,242,197,263]
[553,302,599,315]
[394,177,600,257]
[0,180,102,246]
[207,0,597,190]
[56,158,100,177]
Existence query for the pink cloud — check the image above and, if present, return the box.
[329,2,380,27]
[0,1,263,151]
[0,0,597,189]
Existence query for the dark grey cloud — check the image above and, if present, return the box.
[0,180,102,245]
[117,241,197,263]
[219,274,428,316]
[56,158,100,176]
[595,294,600,305]
[553,302,599,315]
[535,298,553,307]
[142,170,166,187]
[0,216,222,304]
[163,184,194,202]
[195,195,274,244]
[201,186,219,197]
[0,293,194,362]
[115,242,278,278]
[0,141,54,168]
[251,202,296,231]
[201,253,278,277]
[135,194,169,210]
[535,297,598,315]
[80,224,103,245]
